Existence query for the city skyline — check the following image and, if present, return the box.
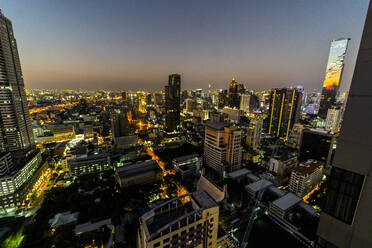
[2,0,369,91]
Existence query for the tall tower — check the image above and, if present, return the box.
[0,11,34,152]
[136,91,147,113]
[267,88,302,140]
[165,74,181,131]
[228,77,240,108]
[316,3,372,247]
[318,38,350,118]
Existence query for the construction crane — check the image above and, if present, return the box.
[239,139,282,248]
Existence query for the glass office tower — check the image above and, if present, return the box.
[318,38,350,118]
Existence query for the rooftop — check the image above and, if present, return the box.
[191,190,218,209]
[292,160,323,176]
[245,179,273,193]
[48,211,79,228]
[173,154,199,163]
[117,160,160,177]
[205,122,227,131]
[227,168,251,179]
[271,193,301,211]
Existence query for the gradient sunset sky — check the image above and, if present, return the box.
[2,0,369,91]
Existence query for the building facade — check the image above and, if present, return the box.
[240,93,250,112]
[267,88,302,140]
[318,38,350,118]
[0,12,34,152]
[325,108,342,133]
[204,123,242,174]
[289,160,323,197]
[317,3,372,247]
[246,117,263,149]
[137,191,220,248]
[165,74,181,131]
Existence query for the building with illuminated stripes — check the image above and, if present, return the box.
[267,88,302,140]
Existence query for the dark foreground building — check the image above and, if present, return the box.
[317,3,372,247]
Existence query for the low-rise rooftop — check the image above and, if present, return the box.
[271,193,301,211]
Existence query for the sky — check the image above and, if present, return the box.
[1,0,370,92]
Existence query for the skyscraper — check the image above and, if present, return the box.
[267,88,302,140]
[137,91,147,113]
[240,93,251,112]
[165,74,181,131]
[246,116,263,149]
[0,12,34,152]
[318,38,350,118]
[228,77,240,108]
[316,3,372,247]
[111,112,130,138]
[0,11,41,209]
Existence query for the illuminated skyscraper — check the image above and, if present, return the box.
[267,88,302,140]
[240,93,251,112]
[0,11,41,209]
[0,12,34,152]
[165,74,181,131]
[137,91,147,113]
[317,3,372,247]
[318,38,350,118]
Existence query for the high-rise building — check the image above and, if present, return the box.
[0,12,41,209]
[289,160,323,197]
[217,89,228,109]
[318,38,350,118]
[240,93,251,112]
[267,88,302,140]
[111,112,130,138]
[204,123,242,174]
[165,74,181,131]
[228,77,240,108]
[286,123,305,150]
[137,91,147,113]
[185,98,195,113]
[317,3,372,247]
[0,12,34,152]
[121,90,127,103]
[325,107,342,133]
[246,116,263,149]
[153,92,163,106]
[137,191,220,248]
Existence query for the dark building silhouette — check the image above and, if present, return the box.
[299,128,336,167]
[228,77,240,108]
[165,74,181,131]
[111,112,130,137]
[267,88,302,140]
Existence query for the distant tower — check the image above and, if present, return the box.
[137,91,147,113]
[240,93,251,112]
[0,12,34,152]
[318,38,350,118]
[267,88,302,140]
[228,77,240,108]
[165,74,181,131]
